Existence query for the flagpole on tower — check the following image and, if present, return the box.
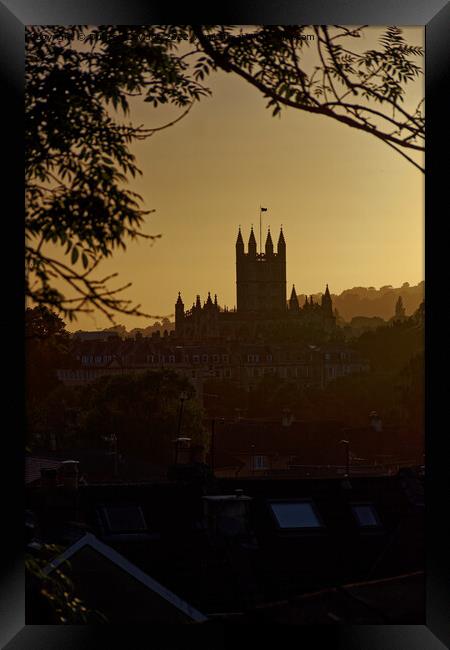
[259,206,262,255]
[259,206,268,254]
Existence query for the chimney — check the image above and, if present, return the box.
[202,490,252,538]
[190,444,206,464]
[282,408,294,427]
[369,411,383,432]
[59,460,80,489]
[173,437,192,465]
[40,467,58,489]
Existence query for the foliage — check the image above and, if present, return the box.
[53,370,205,463]
[204,313,423,433]
[350,313,424,373]
[26,544,107,623]
[26,26,210,322]
[26,307,73,407]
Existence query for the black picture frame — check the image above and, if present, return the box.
[1,1,448,647]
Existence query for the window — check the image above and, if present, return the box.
[193,355,199,363]
[202,354,208,363]
[252,455,269,470]
[101,505,147,534]
[269,500,323,529]
[352,504,380,528]
[169,355,175,363]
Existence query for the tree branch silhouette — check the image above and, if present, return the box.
[192,25,424,172]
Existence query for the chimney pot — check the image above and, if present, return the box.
[60,460,80,489]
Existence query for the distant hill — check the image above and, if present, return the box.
[298,281,424,322]
[72,318,174,340]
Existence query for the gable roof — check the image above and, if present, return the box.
[42,533,208,623]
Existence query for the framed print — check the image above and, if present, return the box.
[1,0,449,648]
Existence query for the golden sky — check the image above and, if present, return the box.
[48,26,424,331]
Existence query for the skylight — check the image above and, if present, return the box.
[102,505,147,534]
[270,501,323,529]
[352,504,380,528]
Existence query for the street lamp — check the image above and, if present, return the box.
[339,439,350,478]
[251,443,256,476]
[210,417,225,475]
[174,392,189,465]
[177,391,188,437]
[103,433,119,478]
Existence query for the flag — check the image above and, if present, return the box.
[261,207,268,212]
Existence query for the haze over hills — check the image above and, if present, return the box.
[298,281,424,322]
[70,281,424,338]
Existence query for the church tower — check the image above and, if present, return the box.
[236,226,287,314]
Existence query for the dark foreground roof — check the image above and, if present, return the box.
[26,471,424,623]
[28,533,207,624]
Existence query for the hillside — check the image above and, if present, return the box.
[298,281,424,322]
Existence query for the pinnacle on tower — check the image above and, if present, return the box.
[321,284,333,316]
[248,227,257,256]
[236,227,244,253]
[265,228,274,255]
[175,291,185,323]
[289,284,299,311]
[277,227,286,256]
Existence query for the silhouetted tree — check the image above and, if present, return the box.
[395,295,406,320]
[26,307,71,402]
[26,26,210,322]
[75,370,206,463]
